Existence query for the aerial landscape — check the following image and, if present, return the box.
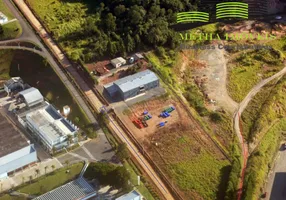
[0,0,285,200]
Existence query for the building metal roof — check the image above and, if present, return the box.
[0,111,29,158]
[114,69,159,93]
[4,77,23,88]
[134,53,144,59]
[19,87,44,107]
[26,104,76,144]
[33,177,96,200]
[115,190,142,200]
[111,57,126,65]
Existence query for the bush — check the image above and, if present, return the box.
[116,143,130,160]
[84,162,130,190]
[210,112,223,123]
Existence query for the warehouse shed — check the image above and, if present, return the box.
[111,57,126,68]
[18,87,44,107]
[33,177,96,200]
[104,69,159,100]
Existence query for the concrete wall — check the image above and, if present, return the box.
[0,145,37,177]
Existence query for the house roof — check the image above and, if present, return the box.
[26,104,76,143]
[18,87,44,107]
[135,53,144,59]
[116,190,141,200]
[111,57,126,65]
[0,111,29,158]
[4,77,23,87]
[34,177,96,200]
[114,69,159,93]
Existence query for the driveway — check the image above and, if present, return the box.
[265,146,286,200]
[57,133,115,165]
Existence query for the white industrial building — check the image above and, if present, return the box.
[18,87,44,107]
[11,87,79,153]
[0,12,8,24]
[26,104,78,151]
[0,111,37,179]
[111,57,126,68]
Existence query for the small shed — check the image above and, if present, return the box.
[18,87,44,107]
[111,57,126,68]
[0,12,8,24]
[134,53,144,61]
[4,77,24,95]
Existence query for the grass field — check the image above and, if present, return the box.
[0,50,92,135]
[0,1,22,40]
[227,49,284,102]
[0,50,14,80]
[242,75,286,144]
[0,162,84,200]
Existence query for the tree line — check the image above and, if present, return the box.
[59,0,200,62]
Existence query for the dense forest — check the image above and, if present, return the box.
[47,0,201,62]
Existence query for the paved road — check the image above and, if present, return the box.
[234,65,286,199]
[12,0,175,199]
[265,147,286,200]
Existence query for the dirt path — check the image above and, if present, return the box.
[198,48,238,113]
[234,64,286,200]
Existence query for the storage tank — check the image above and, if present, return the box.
[63,105,71,116]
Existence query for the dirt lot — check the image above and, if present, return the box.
[119,96,230,200]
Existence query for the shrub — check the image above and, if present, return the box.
[210,112,222,123]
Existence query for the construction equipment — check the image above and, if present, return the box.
[158,121,168,127]
[160,112,170,118]
[164,106,175,113]
[132,117,144,129]
[144,114,152,120]
[142,120,148,127]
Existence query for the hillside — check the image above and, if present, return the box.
[26,0,201,62]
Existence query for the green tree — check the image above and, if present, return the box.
[125,34,135,52]
[44,166,49,175]
[29,175,33,184]
[114,5,126,16]
[116,143,130,160]
[128,5,146,25]
[104,13,116,32]
[35,169,40,178]
[0,25,3,35]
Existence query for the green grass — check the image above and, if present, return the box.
[123,162,157,200]
[0,163,84,200]
[0,1,22,40]
[242,119,286,200]
[0,50,13,80]
[228,49,284,102]
[19,163,84,195]
[242,75,286,143]
[168,150,229,200]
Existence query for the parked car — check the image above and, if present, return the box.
[275,16,282,20]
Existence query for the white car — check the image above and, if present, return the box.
[275,16,282,20]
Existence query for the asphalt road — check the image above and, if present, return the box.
[266,146,286,200]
